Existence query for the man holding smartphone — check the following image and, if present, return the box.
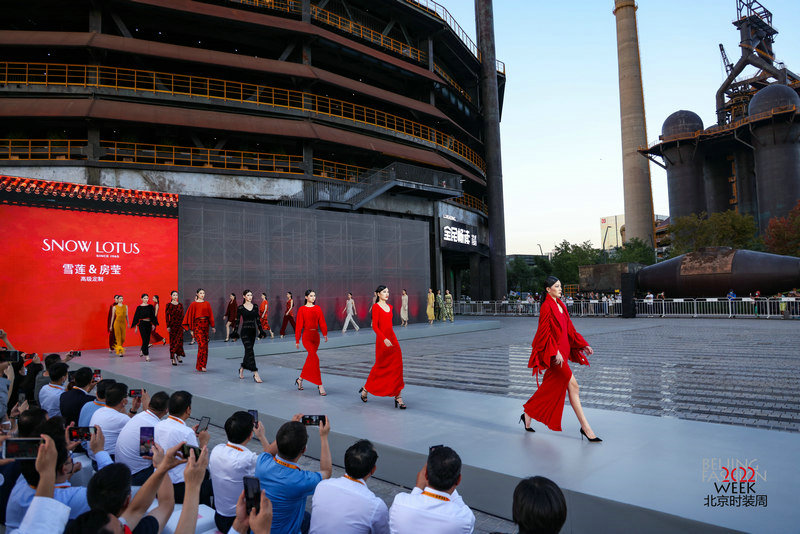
[90,383,144,459]
[59,367,98,427]
[115,391,169,485]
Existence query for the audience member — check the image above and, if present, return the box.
[512,476,567,534]
[37,362,69,418]
[78,378,116,428]
[90,383,142,458]
[116,391,169,486]
[256,415,332,534]
[33,353,74,404]
[209,411,275,533]
[389,445,474,534]
[309,439,389,534]
[228,489,273,534]
[58,367,96,427]
[173,445,211,534]
[154,390,211,504]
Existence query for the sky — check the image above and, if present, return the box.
[439,0,800,254]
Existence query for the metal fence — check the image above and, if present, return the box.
[455,298,800,319]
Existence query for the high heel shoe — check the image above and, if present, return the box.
[254,374,263,384]
[239,368,245,380]
[358,387,368,403]
[145,356,150,362]
[519,414,535,432]
[580,428,602,442]
[294,378,303,390]
[171,357,177,366]
[394,397,407,409]
[318,386,327,396]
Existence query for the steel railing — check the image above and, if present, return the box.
[446,193,487,215]
[0,62,486,173]
[0,139,87,160]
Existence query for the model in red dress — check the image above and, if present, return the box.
[107,295,119,353]
[165,291,185,365]
[182,288,216,372]
[280,292,296,337]
[522,277,601,441]
[224,293,238,342]
[150,295,166,345]
[360,285,406,408]
[294,290,328,395]
[259,293,275,338]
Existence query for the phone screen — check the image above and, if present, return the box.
[197,416,210,433]
[3,438,42,459]
[18,392,26,404]
[129,389,142,398]
[68,427,95,441]
[301,415,326,426]
[248,410,258,422]
[139,426,155,457]
[93,369,102,381]
[180,444,202,459]
[243,476,261,513]
[0,351,21,363]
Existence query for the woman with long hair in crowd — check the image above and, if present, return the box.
[259,292,275,338]
[183,288,215,372]
[149,294,167,346]
[295,289,328,395]
[521,276,601,442]
[237,289,265,383]
[110,295,129,356]
[131,293,158,362]
[224,293,238,342]
[165,290,185,365]
[360,285,406,408]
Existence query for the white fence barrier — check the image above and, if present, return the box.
[455,297,800,319]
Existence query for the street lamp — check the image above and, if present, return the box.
[537,243,543,256]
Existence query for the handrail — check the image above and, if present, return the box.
[432,62,472,103]
[446,193,487,215]
[0,139,87,160]
[0,62,486,173]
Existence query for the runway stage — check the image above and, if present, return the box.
[78,320,798,534]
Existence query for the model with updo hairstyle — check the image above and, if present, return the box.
[294,289,328,395]
[130,293,157,361]
[236,289,265,383]
[360,285,406,408]
[149,294,167,346]
[224,292,239,342]
[165,290,185,365]
[182,288,216,372]
[279,291,296,338]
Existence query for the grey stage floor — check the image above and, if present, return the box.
[79,317,800,533]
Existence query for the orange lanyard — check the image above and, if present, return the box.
[274,457,299,470]
[167,416,184,424]
[344,475,364,485]
[226,443,244,451]
[421,491,450,502]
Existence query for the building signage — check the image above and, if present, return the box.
[440,217,478,252]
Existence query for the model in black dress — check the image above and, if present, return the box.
[131,293,158,362]
[237,290,265,383]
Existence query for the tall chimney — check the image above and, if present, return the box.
[613,0,655,245]
[475,0,507,299]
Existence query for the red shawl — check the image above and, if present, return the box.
[528,296,590,384]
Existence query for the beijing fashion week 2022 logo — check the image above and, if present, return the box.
[702,458,767,508]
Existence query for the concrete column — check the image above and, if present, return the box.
[89,6,101,33]
[469,253,482,300]
[301,0,311,23]
[432,217,444,292]
[475,0,507,300]
[302,142,313,179]
[613,0,655,245]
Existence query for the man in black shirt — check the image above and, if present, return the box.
[60,367,97,426]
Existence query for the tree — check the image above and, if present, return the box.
[764,200,800,257]
[550,240,601,285]
[609,237,656,265]
[668,210,762,256]
[506,257,534,293]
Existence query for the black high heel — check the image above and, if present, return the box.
[580,428,602,442]
[394,397,407,409]
[519,414,535,432]
[294,377,303,390]
[359,387,368,403]
[318,385,327,396]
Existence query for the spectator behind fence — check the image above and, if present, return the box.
[209,410,275,533]
[309,439,389,534]
[59,367,97,427]
[154,390,212,504]
[256,415,332,534]
[512,476,567,534]
[65,441,182,534]
[90,382,142,458]
[115,391,169,486]
[38,362,69,418]
[78,378,116,428]
[389,445,475,534]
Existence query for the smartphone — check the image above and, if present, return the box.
[139,426,155,457]
[129,389,143,398]
[68,350,82,357]
[68,427,95,441]
[180,443,202,460]
[301,415,326,426]
[1,421,12,434]
[18,392,26,404]
[196,416,210,434]
[2,438,42,459]
[68,370,78,382]
[92,369,102,381]
[243,476,261,513]
[0,351,21,363]
[248,409,258,422]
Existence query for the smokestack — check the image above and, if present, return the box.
[613,0,655,245]
[475,0,507,299]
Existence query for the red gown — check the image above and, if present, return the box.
[183,301,215,370]
[523,296,590,431]
[150,303,165,344]
[295,305,327,385]
[165,302,185,357]
[365,303,404,397]
[259,299,270,331]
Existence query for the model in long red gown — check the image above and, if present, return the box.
[150,300,166,344]
[183,300,215,371]
[364,302,405,397]
[295,304,327,385]
[523,295,590,431]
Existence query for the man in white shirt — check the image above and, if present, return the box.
[310,439,389,534]
[115,391,169,486]
[90,382,142,458]
[389,445,475,534]
[154,390,210,504]
[209,410,275,532]
[37,362,69,418]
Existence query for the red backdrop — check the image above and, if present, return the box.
[0,205,178,353]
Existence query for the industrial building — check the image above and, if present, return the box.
[0,0,506,299]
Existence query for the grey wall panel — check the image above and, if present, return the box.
[179,196,430,338]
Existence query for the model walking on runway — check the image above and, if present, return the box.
[435,290,444,321]
[280,291,296,338]
[360,285,406,408]
[400,289,409,327]
[521,276,601,442]
[183,288,216,372]
[111,295,129,356]
[131,294,158,362]
[237,290,265,383]
[150,294,167,346]
[443,289,454,322]
[224,293,238,342]
[259,293,275,338]
[426,288,435,325]
[342,292,360,333]
[295,289,328,395]
[107,295,119,353]
[165,291,185,365]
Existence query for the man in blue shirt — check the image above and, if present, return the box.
[255,415,332,534]
[78,379,116,428]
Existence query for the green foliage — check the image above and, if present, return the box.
[609,237,655,266]
[506,256,554,293]
[550,240,601,285]
[764,200,800,257]
[668,211,762,256]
